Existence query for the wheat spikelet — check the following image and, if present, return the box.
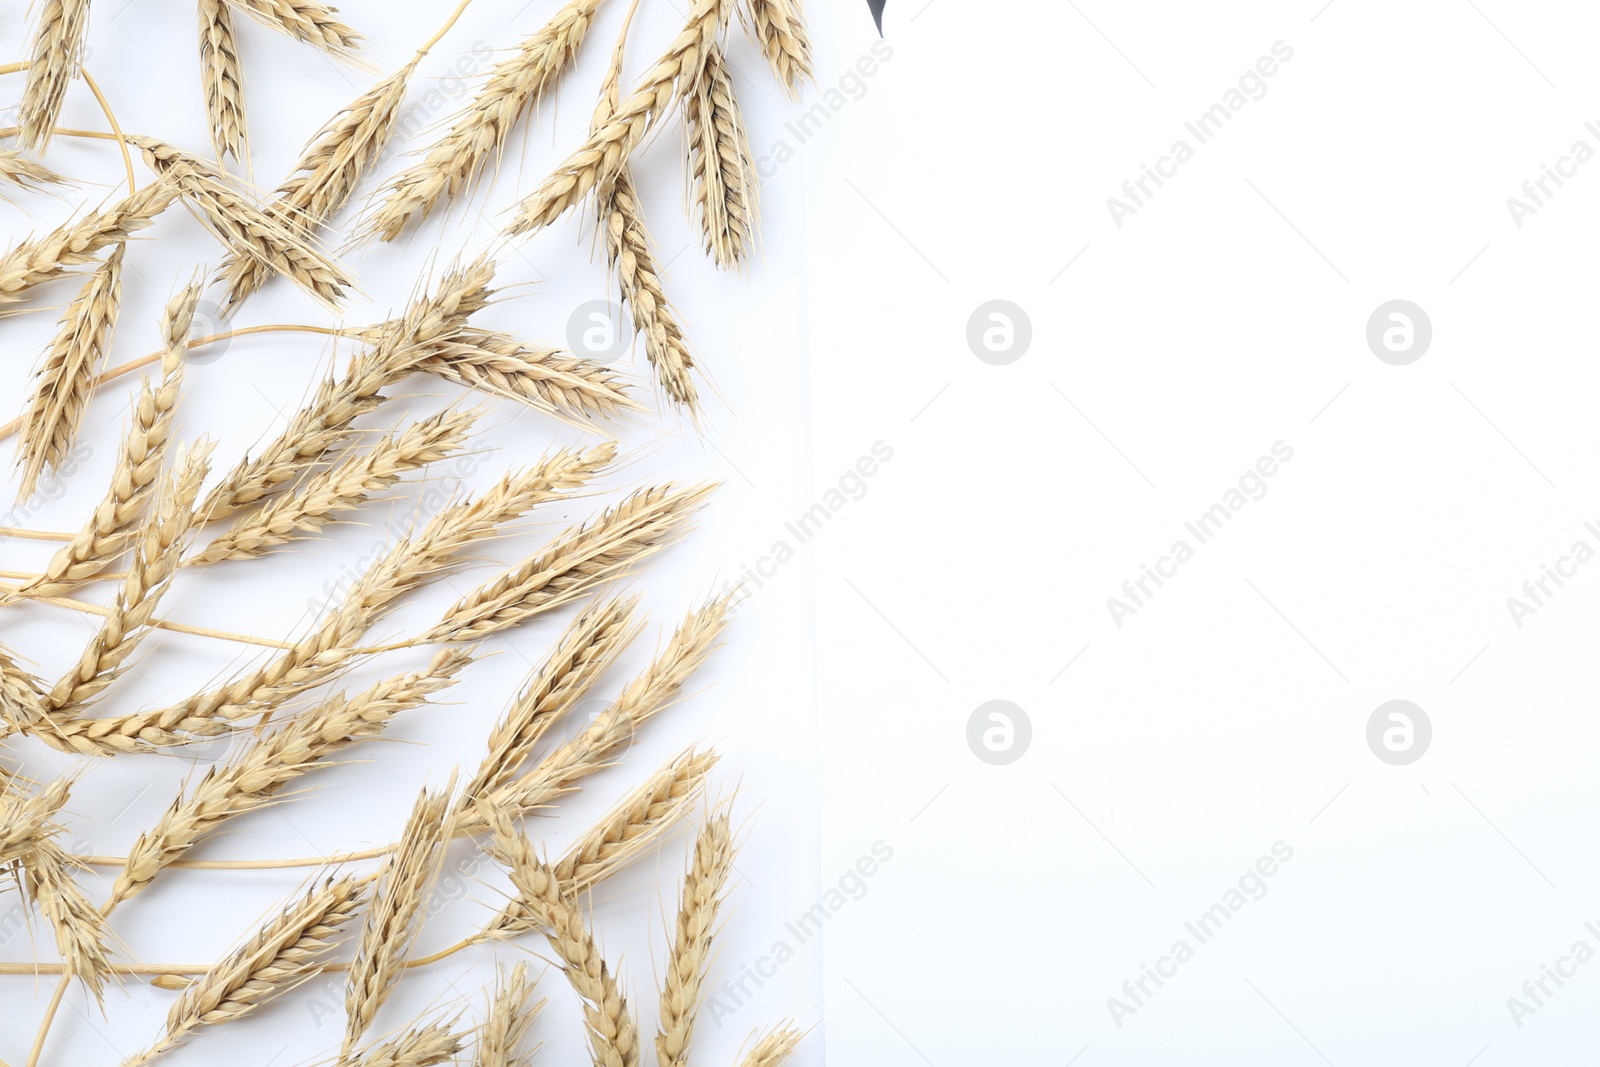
[222,0,362,58]
[222,59,417,311]
[736,1024,801,1067]
[685,43,756,270]
[361,0,603,243]
[124,875,366,1065]
[8,282,196,603]
[476,591,733,827]
[506,0,731,238]
[487,812,639,1067]
[131,136,354,310]
[0,179,178,303]
[111,649,470,902]
[46,440,213,715]
[463,595,640,804]
[199,0,250,163]
[191,407,477,565]
[742,0,810,100]
[359,1018,467,1067]
[138,444,614,740]
[15,243,124,501]
[0,644,49,734]
[204,256,495,519]
[26,841,115,1002]
[656,804,735,1067]
[421,482,713,644]
[478,962,541,1067]
[342,782,455,1059]
[422,327,640,425]
[17,0,91,151]
[0,148,68,190]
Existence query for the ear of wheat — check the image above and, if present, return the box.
[736,1024,802,1067]
[656,804,735,1067]
[684,43,756,270]
[26,840,116,1002]
[0,179,178,303]
[358,1018,467,1067]
[18,0,92,150]
[477,962,542,1067]
[0,147,68,190]
[742,0,811,99]
[421,327,640,426]
[199,0,250,163]
[222,0,363,58]
[15,241,125,501]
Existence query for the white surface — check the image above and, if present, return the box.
[1,1,819,1065]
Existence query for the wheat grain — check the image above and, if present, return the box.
[199,0,250,163]
[361,0,603,243]
[15,242,124,501]
[421,482,713,644]
[342,782,455,1059]
[111,649,471,903]
[488,811,639,1067]
[17,0,91,151]
[0,148,68,190]
[124,875,366,1065]
[131,136,354,310]
[742,0,810,100]
[222,0,362,58]
[463,595,641,804]
[190,407,477,565]
[358,1018,467,1067]
[222,59,418,311]
[421,327,640,425]
[0,179,178,303]
[736,1024,801,1067]
[684,43,756,270]
[506,0,730,238]
[478,962,541,1067]
[204,256,495,519]
[656,803,734,1067]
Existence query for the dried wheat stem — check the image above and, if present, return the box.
[17,0,91,151]
[742,0,810,100]
[342,782,456,1060]
[14,243,123,500]
[0,179,178,304]
[0,583,293,648]
[199,0,250,164]
[111,649,470,900]
[362,0,604,243]
[684,43,756,270]
[421,482,712,644]
[736,1024,801,1067]
[488,812,639,1067]
[189,407,477,565]
[422,327,640,425]
[505,0,730,238]
[222,0,362,58]
[121,875,367,1066]
[656,804,735,1067]
[0,149,67,190]
[221,58,417,311]
[478,962,541,1067]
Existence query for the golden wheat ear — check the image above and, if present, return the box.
[735,1023,803,1067]
[199,0,250,164]
[477,962,543,1067]
[0,148,70,190]
[685,43,758,270]
[742,0,812,100]
[222,0,363,59]
[0,180,180,305]
[17,0,91,151]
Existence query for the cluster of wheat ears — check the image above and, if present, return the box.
[0,0,813,1064]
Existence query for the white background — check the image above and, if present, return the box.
[1,1,818,1065]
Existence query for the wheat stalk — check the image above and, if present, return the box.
[684,42,756,270]
[111,649,471,903]
[203,256,496,519]
[123,874,367,1066]
[0,148,68,190]
[656,803,734,1067]
[131,136,355,310]
[421,482,713,644]
[222,0,362,58]
[361,0,603,243]
[742,0,810,100]
[199,0,250,163]
[14,241,124,501]
[421,327,640,425]
[0,179,178,303]
[17,0,92,151]
[488,812,639,1067]
[360,1018,467,1067]
[477,962,541,1067]
[506,0,730,238]
[46,440,214,715]
[221,58,418,311]
[7,282,196,603]
[342,781,456,1059]
[190,407,477,565]
[736,1024,801,1067]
